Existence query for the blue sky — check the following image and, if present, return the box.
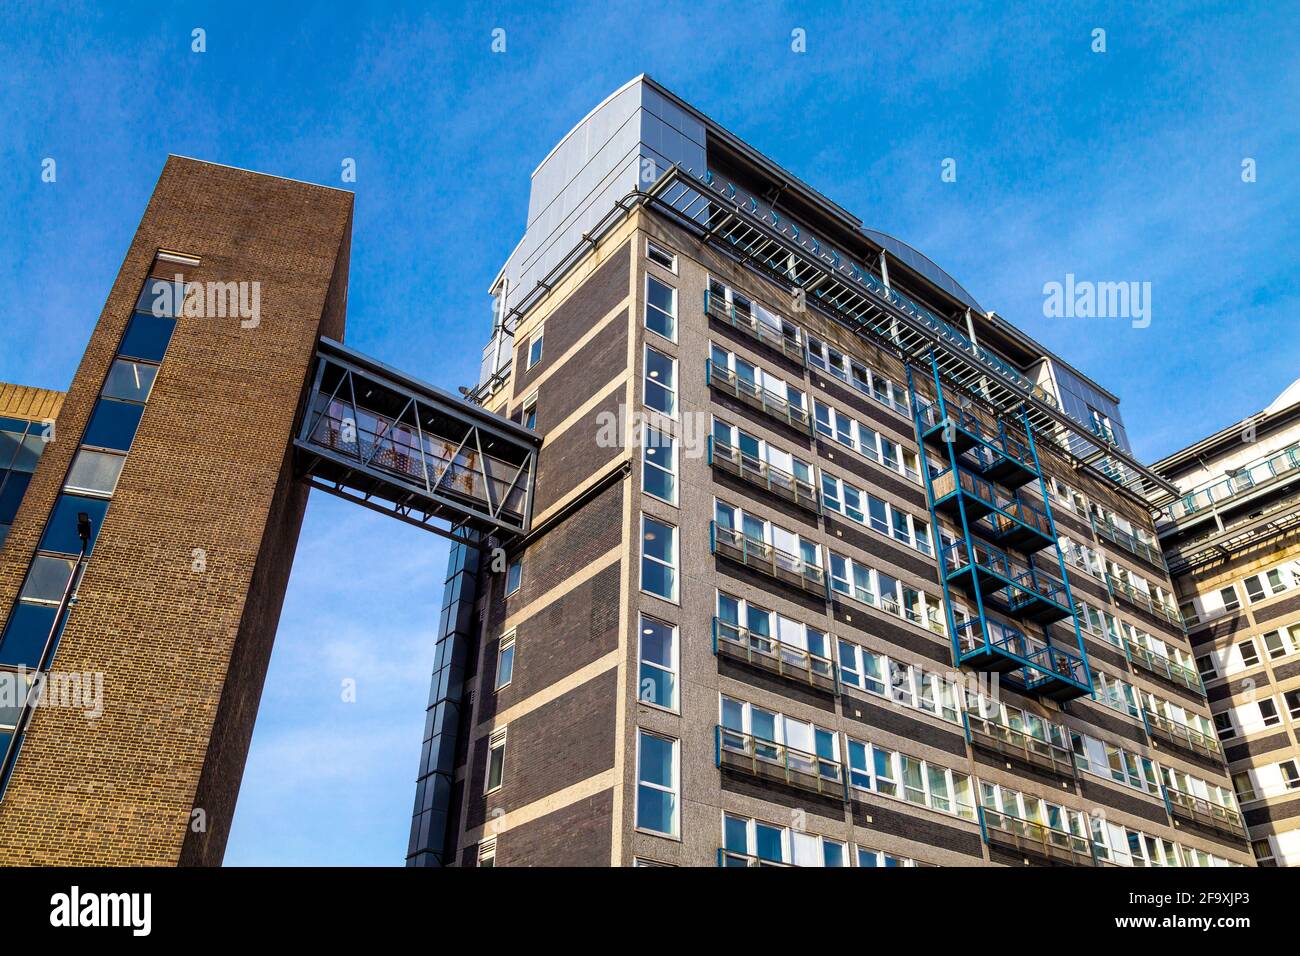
[1,1,1296,864]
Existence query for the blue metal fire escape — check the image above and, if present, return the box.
[907,352,1093,702]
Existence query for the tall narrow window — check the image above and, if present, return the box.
[505,557,522,597]
[477,839,497,867]
[638,615,677,710]
[642,425,677,505]
[640,515,677,601]
[1219,585,1240,613]
[526,325,544,370]
[645,276,677,341]
[485,728,507,793]
[643,346,676,417]
[520,392,538,431]
[636,730,679,837]
[495,632,516,690]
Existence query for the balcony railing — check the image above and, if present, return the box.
[713,617,838,694]
[1144,711,1223,759]
[708,437,820,513]
[706,359,812,433]
[956,618,1089,690]
[1125,639,1200,692]
[717,726,845,799]
[1163,785,1245,838]
[1163,443,1300,525]
[1091,516,1165,568]
[704,290,806,365]
[1106,573,1183,628]
[717,848,795,867]
[917,402,1037,483]
[928,467,1054,545]
[711,521,828,596]
[966,713,1077,780]
[980,806,1096,866]
[942,540,1071,620]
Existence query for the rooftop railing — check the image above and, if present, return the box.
[1125,639,1201,692]
[713,617,837,693]
[711,521,828,596]
[704,289,806,365]
[1162,444,1300,526]
[706,359,812,433]
[717,725,845,799]
[708,437,820,513]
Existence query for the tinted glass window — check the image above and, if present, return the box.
[0,602,59,668]
[0,471,33,523]
[19,555,77,604]
[118,313,176,362]
[65,450,126,496]
[40,494,110,556]
[133,278,187,318]
[102,359,158,403]
[82,399,145,452]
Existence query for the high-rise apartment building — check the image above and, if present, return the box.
[0,75,1259,869]
[406,76,1252,867]
[1152,380,1300,866]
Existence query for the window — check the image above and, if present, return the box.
[484,728,507,793]
[101,359,158,404]
[1263,630,1292,660]
[1219,585,1240,613]
[1213,711,1236,740]
[1286,689,1300,722]
[856,846,915,867]
[643,346,676,417]
[504,558,522,597]
[19,555,77,604]
[1259,699,1282,727]
[1280,760,1300,791]
[81,398,145,452]
[40,495,109,556]
[1179,601,1199,625]
[845,738,974,819]
[637,616,677,710]
[1251,839,1276,866]
[821,473,932,555]
[646,239,677,272]
[526,326,544,369]
[1244,577,1265,603]
[117,312,176,362]
[644,275,677,341]
[636,730,678,837]
[0,602,61,668]
[64,449,126,497]
[476,840,496,867]
[520,392,538,431]
[1237,638,1260,668]
[642,426,677,505]
[640,515,677,601]
[495,632,515,690]
[1196,654,1217,680]
[1232,771,1257,802]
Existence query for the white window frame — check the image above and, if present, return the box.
[645,238,678,273]
[639,513,678,603]
[641,424,677,506]
[644,274,677,343]
[635,729,680,838]
[495,631,516,691]
[526,324,544,370]
[637,614,678,712]
[643,345,678,419]
[484,727,507,794]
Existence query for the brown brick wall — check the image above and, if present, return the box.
[0,157,353,865]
